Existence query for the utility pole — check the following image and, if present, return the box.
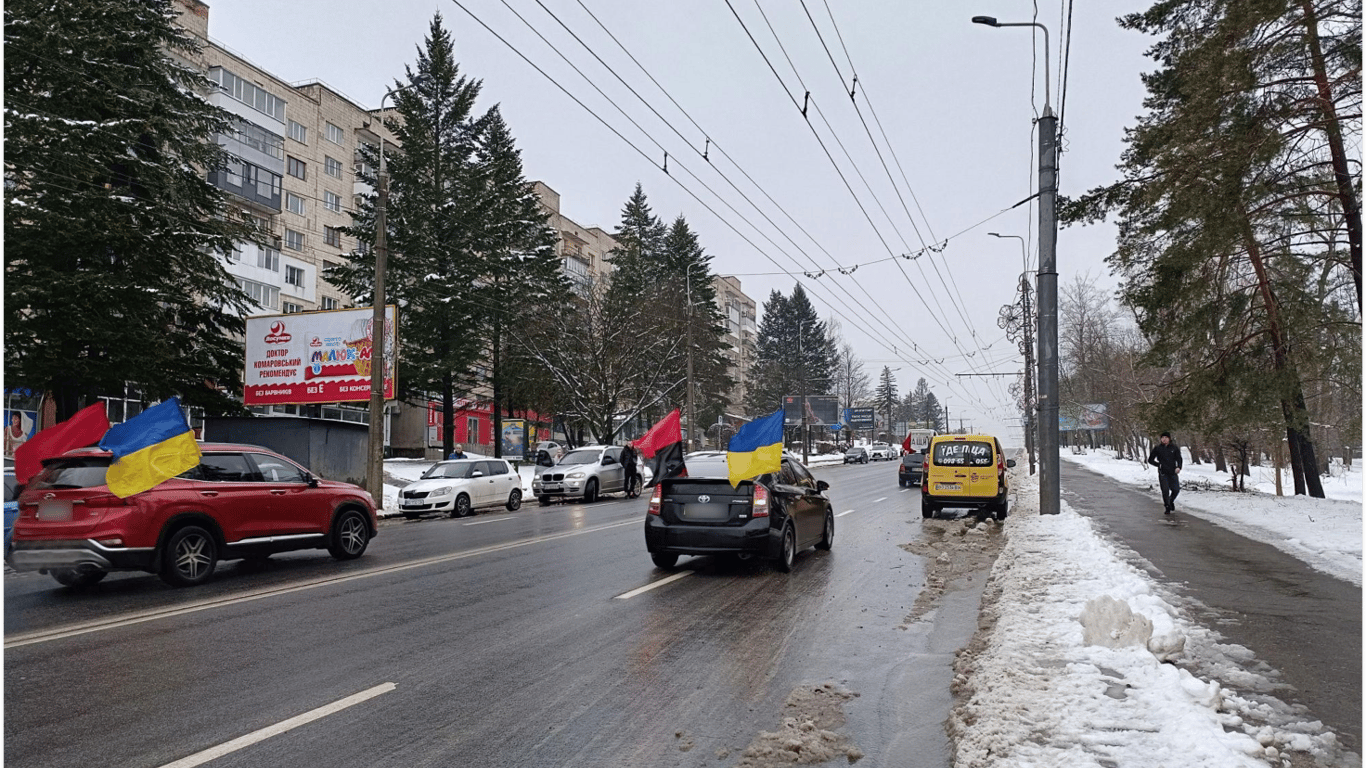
[366,81,420,510]
[973,13,1057,513]
[798,320,808,464]
[1037,104,1060,514]
[685,264,697,451]
[366,129,391,508]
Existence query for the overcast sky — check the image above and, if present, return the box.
[208,0,1153,444]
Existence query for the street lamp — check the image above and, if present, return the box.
[685,262,700,451]
[989,232,1036,476]
[974,15,1059,514]
[366,78,423,509]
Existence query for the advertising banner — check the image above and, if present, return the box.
[847,407,875,426]
[243,307,397,405]
[501,419,526,458]
[783,395,840,426]
[1059,404,1109,431]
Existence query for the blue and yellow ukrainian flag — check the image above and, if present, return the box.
[98,397,201,498]
[727,409,785,487]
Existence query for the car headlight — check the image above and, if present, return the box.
[567,471,586,480]
[430,486,453,496]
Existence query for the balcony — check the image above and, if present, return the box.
[209,158,281,213]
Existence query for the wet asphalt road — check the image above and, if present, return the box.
[4,459,982,768]
[1061,462,1362,754]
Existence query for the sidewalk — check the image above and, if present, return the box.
[948,465,1359,767]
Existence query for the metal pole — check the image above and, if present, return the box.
[1021,271,1037,476]
[1037,106,1060,514]
[799,321,808,464]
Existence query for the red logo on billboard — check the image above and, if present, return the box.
[309,336,322,347]
[264,321,292,344]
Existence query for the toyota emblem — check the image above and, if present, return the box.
[697,494,711,504]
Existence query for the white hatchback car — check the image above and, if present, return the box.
[398,459,523,518]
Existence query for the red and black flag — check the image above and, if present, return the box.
[633,409,687,487]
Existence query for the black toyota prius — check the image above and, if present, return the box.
[643,452,834,573]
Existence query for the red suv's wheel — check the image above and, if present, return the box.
[329,509,371,560]
[160,525,218,587]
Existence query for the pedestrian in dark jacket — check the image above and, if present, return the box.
[620,444,641,498]
[1147,432,1183,514]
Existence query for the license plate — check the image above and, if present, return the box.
[935,483,962,492]
[680,503,728,520]
[37,500,73,521]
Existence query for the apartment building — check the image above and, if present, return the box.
[531,181,618,291]
[712,276,758,415]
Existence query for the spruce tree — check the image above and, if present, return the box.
[874,367,898,436]
[605,183,668,302]
[745,284,835,421]
[469,107,568,456]
[5,0,255,419]
[330,13,486,456]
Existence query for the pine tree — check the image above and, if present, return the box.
[469,107,568,457]
[330,13,487,456]
[605,183,667,302]
[745,284,835,420]
[874,367,898,436]
[5,0,255,419]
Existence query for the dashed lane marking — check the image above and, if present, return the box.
[874,497,888,503]
[158,682,396,768]
[835,509,856,517]
[5,519,639,650]
[614,570,692,599]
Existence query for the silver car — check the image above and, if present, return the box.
[532,445,639,505]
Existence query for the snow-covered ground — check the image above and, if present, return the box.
[1061,448,1363,586]
[952,471,1351,767]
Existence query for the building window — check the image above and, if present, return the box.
[288,120,307,143]
[324,156,343,178]
[285,265,306,288]
[208,66,286,123]
[283,302,303,314]
[286,156,306,180]
[325,122,344,145]
[237,277,280,310]
[257,246,280,271]
[285,193,305,215]
[321,296,340,310]
[284,228,304,251]
[324,226,341,247]
[323,190,342,212]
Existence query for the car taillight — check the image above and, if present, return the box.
[647,484,662,515]
[751,484,770,517]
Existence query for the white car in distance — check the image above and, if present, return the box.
[398,459,523,518]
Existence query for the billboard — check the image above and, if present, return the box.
[1059,404,1109,431]
[846,407,875,426]
[501,419,527,458]
[783,395,839,426]
[244,307,397,405]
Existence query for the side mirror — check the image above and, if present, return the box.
[471,471,484,478]
[601,456,616,466]
[816,480,830,492]
[1006,459,1017,468]
[306,473,320,488]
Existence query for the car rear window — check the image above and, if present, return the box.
[932,441,994,467]
[28,457,112,490]
[679,455,728,479]
[902,454,923,466]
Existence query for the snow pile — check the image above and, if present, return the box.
[948,472,1337,767]
[1062,450,1362,586]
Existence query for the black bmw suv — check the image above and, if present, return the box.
[643,452,834,573]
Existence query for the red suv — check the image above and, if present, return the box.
[6,443,378,588]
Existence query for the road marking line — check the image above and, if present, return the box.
[464,515,517,526]
[835,509,855,517]
[874,497,887,503]
[614,570,692,600]
[158,682,396,768]
[5,519,639,650]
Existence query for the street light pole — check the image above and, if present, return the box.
[974,15,1059,514]
[798,319,808,464]
[366,80,420,509]
[990,232,1037,476]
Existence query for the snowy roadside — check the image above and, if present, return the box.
[950,471,1349,767]
[1061,450,1362,586]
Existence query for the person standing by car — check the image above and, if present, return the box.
[1147,432,1183,514]
[448,444,468,461]
[620,443,641,498]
